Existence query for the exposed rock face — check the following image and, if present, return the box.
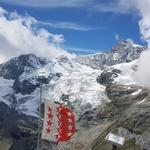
[96,68,121,85]
[0,102,38,150]
[13,75,54,95]
[0,54,48,79]
[73,40,145,69]
[92,84,150,150]
[13,78,39,95]
[0,102,58,150]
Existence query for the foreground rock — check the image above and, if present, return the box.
[0,102,37,150]
[92,84,150,150]
[0,102,61,150]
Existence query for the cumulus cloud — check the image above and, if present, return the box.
[133,50,150,86]
[119,0,150,86]
[0,7,7,15]
[114,34,120,41]
[92,0,150,86]
[0,7,73,64]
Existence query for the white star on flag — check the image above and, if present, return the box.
[68,118,72,123]
[67,132,72,137]
[68,124,73,130]
[67,112,72,117]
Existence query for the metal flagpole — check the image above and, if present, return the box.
[54,143,69,150]
[53,142,58,150]
[112,144,117,150]
[37,83,43,150]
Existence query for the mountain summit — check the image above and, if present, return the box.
[73,40,145,69]
[0,54,49,79]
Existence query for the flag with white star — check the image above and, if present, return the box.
[41,101,76,142]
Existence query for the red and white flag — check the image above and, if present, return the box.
[41,101,76,142]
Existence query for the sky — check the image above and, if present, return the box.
[0,0,146,55]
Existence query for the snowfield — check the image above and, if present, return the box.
[41,60,109,118]
[113,60,138,85]
[0,77,14,106]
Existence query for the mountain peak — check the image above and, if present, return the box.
[73,40,146,69]
[0,53,48,79]
[112,39,143,53]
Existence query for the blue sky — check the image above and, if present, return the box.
[0,0,146,55]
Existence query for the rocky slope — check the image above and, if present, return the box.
[0,54,49,80]
[92,83,150,150]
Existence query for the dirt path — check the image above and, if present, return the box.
[0,139,12,150]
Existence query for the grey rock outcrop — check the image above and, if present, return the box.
[73,40,145,69]
[96,68,121,85]
[0,54,48,79]
[92,83,150,150]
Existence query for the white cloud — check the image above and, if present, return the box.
[0,0,140,15]
[0,7,7,15]
[67,47,100,54]
[114,34,120,41]
[0,7,73,64]
[134,50,150,87]
[0,0,134,14]
[39,21,101,31]
[3,0,93,8]
[0,0,143,16]
[93,2,128,14]
[38,28,64,44]
[117,0,150,87]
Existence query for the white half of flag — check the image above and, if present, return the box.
[41,100,76,142]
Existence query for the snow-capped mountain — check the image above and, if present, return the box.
[0,54,49,79]
[0,53,108,119]
[0,39,143,119]
[73,39,145,69]
[0,40,149,150]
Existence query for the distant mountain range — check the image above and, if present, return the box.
[73,40,145,69]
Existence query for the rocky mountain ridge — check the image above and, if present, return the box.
[73,40,146,69]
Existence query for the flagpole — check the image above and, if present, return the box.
[53,142,58,150]
[37,83,43,150]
